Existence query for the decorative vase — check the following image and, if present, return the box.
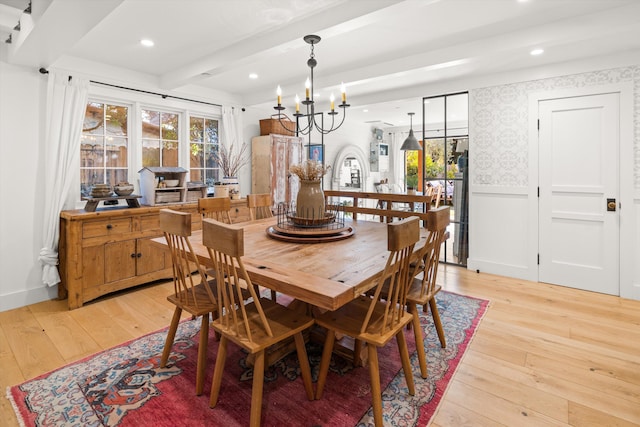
[296,179,325,219]
[214,184,229,198]
[223,176,240,196]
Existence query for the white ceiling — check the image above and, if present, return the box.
[2,0,640,128]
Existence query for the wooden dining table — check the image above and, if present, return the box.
[152,216,427,312]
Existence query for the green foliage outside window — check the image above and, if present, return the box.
[424,139,458,179]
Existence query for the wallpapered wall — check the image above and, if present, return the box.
[470,66,640,188]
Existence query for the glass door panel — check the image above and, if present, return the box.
[422,92,469,267]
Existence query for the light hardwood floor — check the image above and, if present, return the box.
[2,268,639,426]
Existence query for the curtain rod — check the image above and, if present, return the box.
[38,67,223,108]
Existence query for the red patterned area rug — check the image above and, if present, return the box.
[7,291,487,426]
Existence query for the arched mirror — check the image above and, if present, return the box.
[339,157,362,189]
[331,145,369,191]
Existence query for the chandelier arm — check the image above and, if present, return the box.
[314,110,347,135]
[296,116,313,135]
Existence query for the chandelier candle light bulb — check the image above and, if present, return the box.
[295,95,300,112]
[277,86,282,106]
[330,94,335,111]
[341,82,346,103]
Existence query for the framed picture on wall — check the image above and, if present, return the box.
[308,144,323,163]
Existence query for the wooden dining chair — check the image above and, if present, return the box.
[204,218,315,427]
[198,196,232,223]
[408,206,451,378]
[246,193,278,301]
[247,193,273,220]
[367,206,450,379]
[158,209,218,396]
[433,185,443,209]
[315,216,420,427]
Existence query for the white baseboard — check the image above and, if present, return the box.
[0,285,59,312]
[466,258,536,282]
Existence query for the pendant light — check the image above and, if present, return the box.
[400,112,422,151]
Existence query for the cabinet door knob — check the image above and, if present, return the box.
[106,224,113,229]
[130,253,136,258]
[137,253,142,258]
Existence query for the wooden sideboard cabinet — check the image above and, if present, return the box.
[58,204,202,309]
[229,197,252,223]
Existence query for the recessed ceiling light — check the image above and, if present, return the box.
[249,73,258,79]
[140,39,154,47]
[530,48,544,56]
[363,109,369,113]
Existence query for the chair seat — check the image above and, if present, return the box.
[406,279,442,305]
[314,295,413,347]
[373,276,441,305]
[211,298,314,354]
[167,281,218,317]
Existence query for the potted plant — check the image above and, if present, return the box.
[406,174,418,194]
[212,142,249,196]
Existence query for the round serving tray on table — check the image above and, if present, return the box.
[266,224,355,243]
[286,212,336,227]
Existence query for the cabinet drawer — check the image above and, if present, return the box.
[82,218,132,239]
[140,214,160,232]
[230,205,251,223]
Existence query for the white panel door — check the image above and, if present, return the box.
[538,93,619,295]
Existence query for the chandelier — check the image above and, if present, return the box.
[274,34,350,135]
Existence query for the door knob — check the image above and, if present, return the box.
[607,198,616,212]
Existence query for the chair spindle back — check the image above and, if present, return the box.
[247,193,273,220]
[160,209,215,309]
[198,197,232,223]
[415,206,450,299]
[363,216,420,335]
[202,219,273,342]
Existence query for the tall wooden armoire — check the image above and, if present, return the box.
[251,134,303,210]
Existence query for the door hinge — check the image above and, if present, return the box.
[537,186,540,197]
[537,119,540,130]
[537,254,540,265]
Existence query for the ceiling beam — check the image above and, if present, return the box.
[159,0,401,90]
[8,0,123,68]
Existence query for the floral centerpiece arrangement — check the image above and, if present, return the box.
[289,160,331,182]
[289,160,331,219]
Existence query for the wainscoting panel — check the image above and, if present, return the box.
[467,187,534,280]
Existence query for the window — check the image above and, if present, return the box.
[81,102,129,197]
[189,115,219,188]
[141,109,180,167]
[80,95,221,202]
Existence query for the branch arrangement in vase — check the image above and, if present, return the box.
[213,142,250,178]
[290,160,331,181]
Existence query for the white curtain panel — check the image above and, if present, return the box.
[39,73,89,286]
[221,106,244,150]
